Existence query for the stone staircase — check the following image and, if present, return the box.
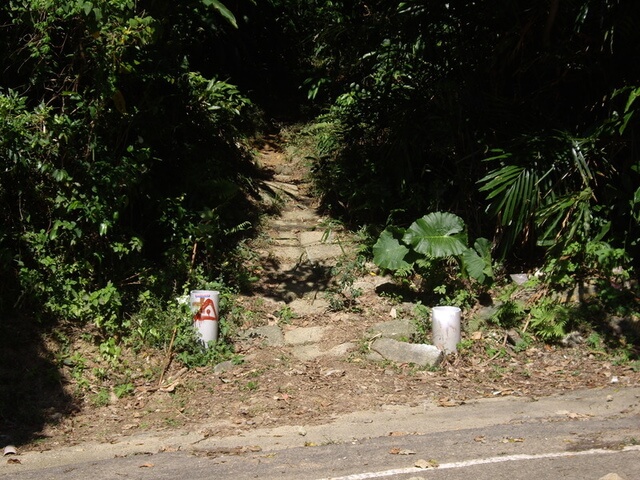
[234,137,443,368]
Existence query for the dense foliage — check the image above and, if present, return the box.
[2,0,639,340]
[0,1,261,331]
[309,0,640,285]
[1,0,639,441]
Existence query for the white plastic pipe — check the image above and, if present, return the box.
[432,306,461,354]
[190,290,220,347]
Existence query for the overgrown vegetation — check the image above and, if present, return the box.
[302,0,640,349]
[0,0,266,433]
[308,1,640,276]
[0,2,260,333]
[2,0,640,441]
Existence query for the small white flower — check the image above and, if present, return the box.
[176,295,189,305]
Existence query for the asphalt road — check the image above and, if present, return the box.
[2,386,639,480]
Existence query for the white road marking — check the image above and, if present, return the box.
[316,444,640,480]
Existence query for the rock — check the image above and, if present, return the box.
[365,350,385,362]
[288,297,330,316]
[213,360,236,374]
[242,325,285,347]
[370,319,418,341]
[299,230,332,247]
[283,291,298,303]
[371,338,443,368]
[558,281,598,303]
[561,331,584,347]
[284,326,327,345]
[468,303,501,331]
[599,474,626,480]
[305,243,344,264]
[327,342,355,356]
[352,274,391,295]
[270,245,305,263]
[291,344,322,361]
[506,329,522,346]
[291,342,354,361]
[475,304,500,322]
[609,315,640,338]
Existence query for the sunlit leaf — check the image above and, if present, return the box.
[402,212,467,258]
[373,230,410,271]
[461,248,484,281]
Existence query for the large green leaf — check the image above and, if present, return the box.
[201,0,238,28]
[461,237,494,283]
[402,212,467,258]
[461,248,484,281]
[473,237,493,266]
[373,230,411,271]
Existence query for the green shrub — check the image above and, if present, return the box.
[373,212,494,285]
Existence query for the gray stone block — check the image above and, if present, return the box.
[370,319,417,340]
[284,326,327,345]
[242,325,285,347]
[371,338,443,368]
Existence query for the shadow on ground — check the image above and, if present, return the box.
[0,316,76,446]
[252,259,333,304]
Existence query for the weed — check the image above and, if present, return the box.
[99,338,122,365]
[277,385,294,395]
[131,282,242,369]
[490,299,526,329]
[373,212,494,286]
[379,290,404,304]
[409,302,435,344]
[325,253,366,312]
[276,354,292,367]
[325,291,350,312]
[436,285,477,312]
[114,383,134,398]
[320,436,341,446]
[512,332,533,352]
[75,377,91,394]
[93,367,109,381]
[491,365,508,378]
[485,346,507,359]
[92,389,111,407]
[586,332,603,349]
[142,368,157,381]
[277,305,296,324]
[612,344,636,365]
[164,418,180,428]
[66,352,87,382]
[243,380,259,391]
[457,339,474,354]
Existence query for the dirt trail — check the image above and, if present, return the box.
[6,131,640,467]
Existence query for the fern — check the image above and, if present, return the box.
[528,300,569,341]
